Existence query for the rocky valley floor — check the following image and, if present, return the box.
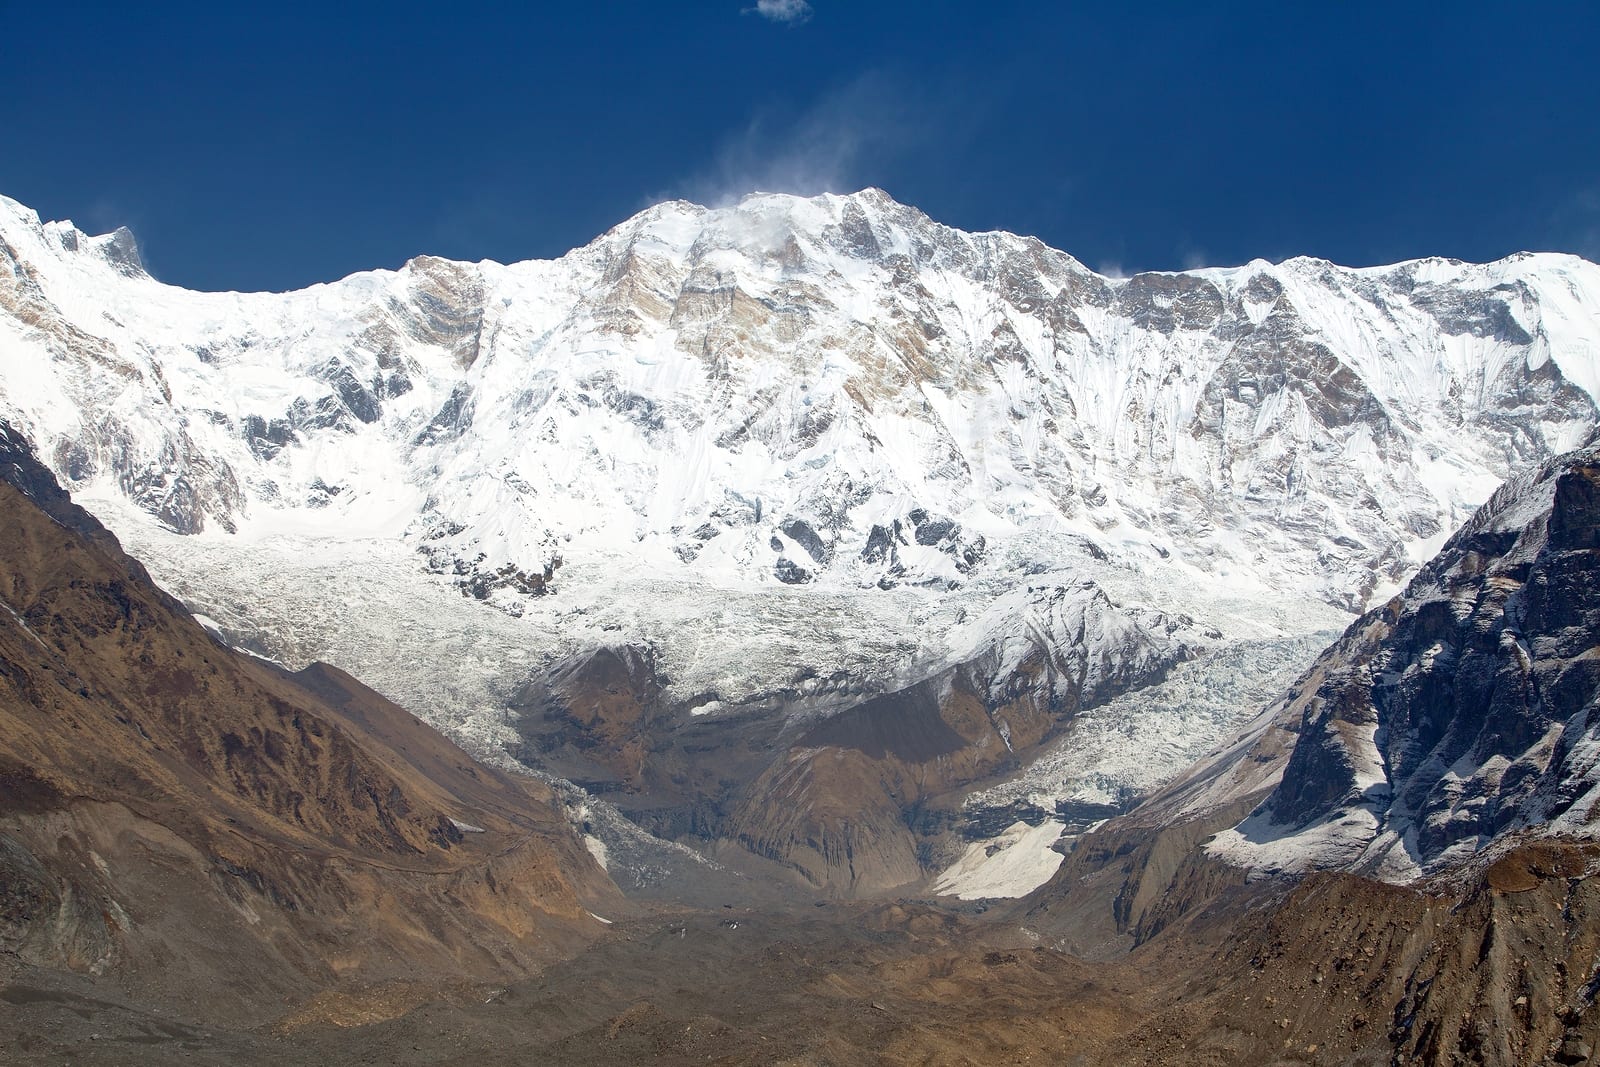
[7,838,1600,1066]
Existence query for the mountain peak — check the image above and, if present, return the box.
[94,224,146,276]
[0,197,149,282]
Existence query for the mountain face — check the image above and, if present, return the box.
[3,189,1595,610]
[0,424,617,1019]
[1206,441,1600,881]
[1,188,1597,891]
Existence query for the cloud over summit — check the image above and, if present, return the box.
[747,0,813,25]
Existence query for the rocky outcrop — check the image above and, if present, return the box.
[1080,840,1600,1067]
[510,644,671,794]
[1209,443,1600,880]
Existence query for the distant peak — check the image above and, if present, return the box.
[96,225,146,277]
[0,193,42,228]
[846,186,896,205]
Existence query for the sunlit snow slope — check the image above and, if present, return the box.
[0,189,1596,852]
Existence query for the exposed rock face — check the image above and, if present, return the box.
[1208,442,1600,880]
[1015,441,1600,968]
[500,584,1199,895]
[510,644,676,796]
[985,448,1600,1064]
[0,427,617,1020]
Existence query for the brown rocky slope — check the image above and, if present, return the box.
[0,423,620,1028]
[511,590,1197,897]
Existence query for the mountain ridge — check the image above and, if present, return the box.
[3,186,1597,891]
[4,186,1593,590]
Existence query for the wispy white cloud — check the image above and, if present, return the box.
[1532,185,1600,263]
[745,0,813,25]
[84,197,141,239]
[1570,187,1600,262]
[657,71,936,208]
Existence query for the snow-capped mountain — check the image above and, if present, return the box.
[4,189,1595,611]
[1,188,1597,888]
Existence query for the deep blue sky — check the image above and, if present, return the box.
[4,2,1598,292]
